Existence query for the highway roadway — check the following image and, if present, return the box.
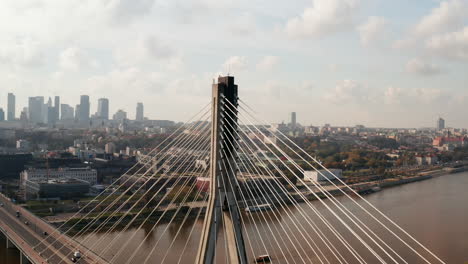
[0,195,107,264]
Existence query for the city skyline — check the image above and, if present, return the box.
[0,92,147,123]
[0,1,467,128]
[0,91,461,129]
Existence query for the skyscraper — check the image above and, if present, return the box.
[79,95,90,122]
[46,97,54,125]
[54,96,60,121]
[0,108,5,121]
[75,104,81,121]
[7,93,15,121]
[61,104,74,120]
[113,109,127,122]
[291,112,297,128]
[136,102,144,121]
[437,117,445,131]
[97,98,109,120]
[28,96,44,124]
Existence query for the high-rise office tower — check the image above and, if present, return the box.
[54,96,60,121]
[97,98,109,120]
[7,93,15,121]
[79,95,90,122]
[0,108,5,121]
[136,102,144,121]
[113,109,127,122]
[291,112,297,128]
[61,104,74,120]
[20,108,28,121]
[75,104,81,121]
[46,97,54,125]
[28,96,44,124]
[437,117,445,131]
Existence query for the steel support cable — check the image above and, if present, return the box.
[99,132,212,262]
[234,121,376,264]
[226,105,388,264]
[236,105,410,263]
[236,140,337,264]
[221,148,312,264]
[218,152,276,264]
[119,145,211,264]
[36,112,211,261]
[221,134,317,264]
[53,116,212,260]
[37,106,211,257]
[41,130,212,264]
[221,111,363,264]
[196,99,274,264]
[235,103,407,264]
[214,135,275,264]
[221,129,331,264]
[231,114,400,264]
[232,125,356,264]
[66,121,212,264]
[175,193,210,264]
[221,120,339,264]
[239,99,445,264]
[218,159,233,264]
[219,98,296,264]
[217,157,255,264]
[85,150,213,264]
[221,105,366,264]
[218,147,291,264]
[223,117,348,264]
[217,119,269,263]
[141,164,212,263]
[111,134,212,263]
[159,176,211,263]
[82,122,212,251]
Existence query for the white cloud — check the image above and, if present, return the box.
[324,80,371,104]
[86,67,164,96]
[114,35,181,68]
[426,27,468,60]
[222,56,248,74]
[59,47,98,71]
[229,13,256,36]
[405,58,443,76]
[285,0,360,38]
[414,0,466,37]
[104,0,156,24]
[394,0,467,49]
[0,37,43,68]
[256,56,279,71]
[384,86,404,104]
[357,16,387,46]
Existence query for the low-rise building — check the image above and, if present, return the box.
[415,155,438,166]
[25,178,90,199]
[304,169,343,182]
[16,139,31,152]
[20,167,97,186]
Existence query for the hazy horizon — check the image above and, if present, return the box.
[0,0,467,128]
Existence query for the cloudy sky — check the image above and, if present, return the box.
[0,0,467,128]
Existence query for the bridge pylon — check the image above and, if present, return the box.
[195,76,248,264]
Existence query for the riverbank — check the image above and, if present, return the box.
[294,165,468,200]
[48,165,468,233]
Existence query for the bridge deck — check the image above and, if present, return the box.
[0,194,108,264]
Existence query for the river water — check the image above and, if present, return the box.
[2,172,468,263]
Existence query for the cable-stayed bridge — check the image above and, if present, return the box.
[0,76,446,264]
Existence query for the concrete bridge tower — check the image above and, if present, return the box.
[195,76,248,264]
